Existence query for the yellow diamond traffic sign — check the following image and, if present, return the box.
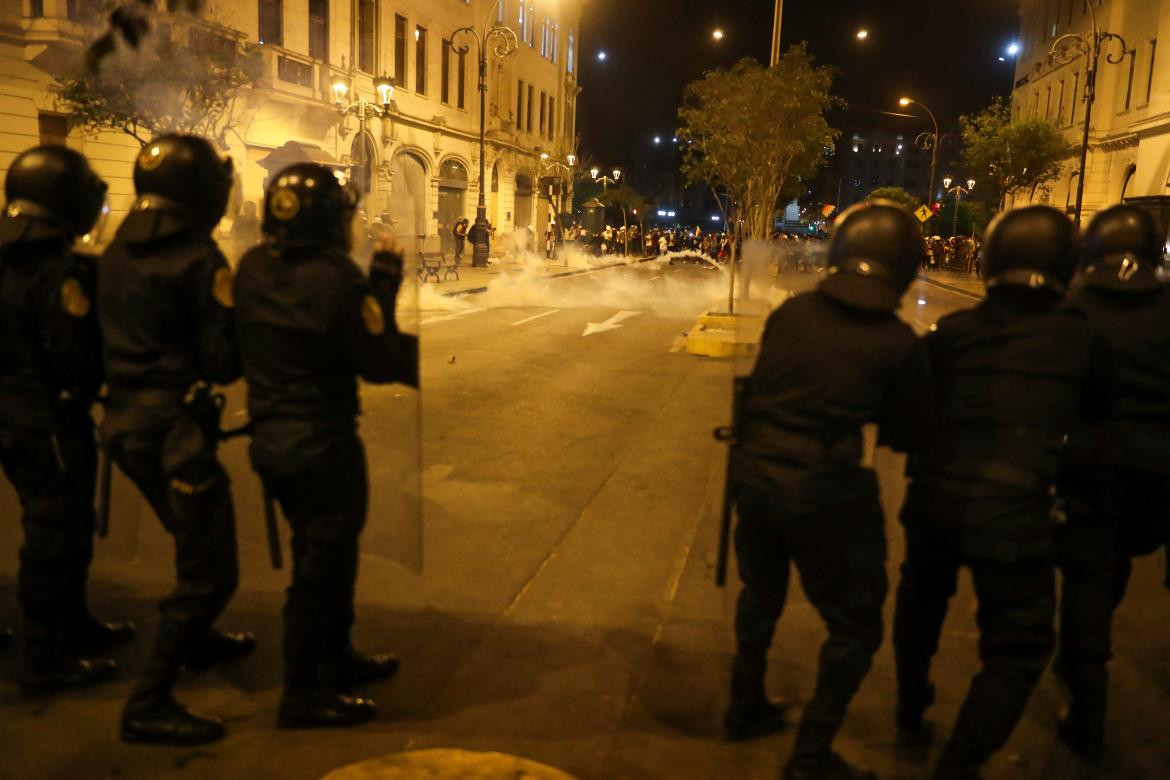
[915,205,933,223]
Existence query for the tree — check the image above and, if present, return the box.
[867,186,921,213]
[960,97,1074,205]
[677,47,840,241]
[677,46,839,311]
[55,7,261,147]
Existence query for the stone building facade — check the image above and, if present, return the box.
[1011,0,1170,221]
[0,0,582,255]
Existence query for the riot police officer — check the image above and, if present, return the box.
[1054,204,1170,760]
[233,164,418,729]
[728,201,931,780]
[892,206,1113,779]
[0,145,133,693]
[98,134,253,745]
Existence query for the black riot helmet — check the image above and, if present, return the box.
[982,205,1077,295]
[1079,204,1164,293]
[262,163,358,249]
[0,145,107,245]
[132,134,233,231]
[819,200,926,312]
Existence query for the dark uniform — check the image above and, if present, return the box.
[98,135,252,745]
[0,145,131,692]
[233,163,418,728]
[728,202,931,780]
[892,206,1113,779]
[1054,205,1170,760]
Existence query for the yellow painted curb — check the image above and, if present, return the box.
[684,310,765,359]
[322,749,577,780]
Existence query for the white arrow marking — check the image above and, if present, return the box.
[511,308,561,326]
[583,310,641,336]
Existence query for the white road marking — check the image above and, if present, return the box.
[420,308,482,325]
[649,275,662,281]
[582,310,642,336]
[511,308,561,326]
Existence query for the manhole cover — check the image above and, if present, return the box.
[322,749,578,780]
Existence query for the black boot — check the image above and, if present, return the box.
[21,654,118,695]
[1058,709,1105,763]
[333,649,400,689]
[20,624,117,695]
[62,616,137,657]
[724,651,786,741]
[122,695,226,746]
[0,625,12,651]
[121,620,226,746]
[783,751,878,780]
[181,628,256,675]
[723,697,788,741]
[277,689,378,729]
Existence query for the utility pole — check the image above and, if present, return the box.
[770,0,783,66]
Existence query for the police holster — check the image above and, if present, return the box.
[161,383,225,497]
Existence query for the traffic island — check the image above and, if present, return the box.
[322,749,578,780]
[683,300,770,359]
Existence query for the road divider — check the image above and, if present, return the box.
[683,300,770,359]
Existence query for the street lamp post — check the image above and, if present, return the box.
[331,77,397,197]
[453,6,518,267]
[539,152,576,261]
[899,97,943,216]
[590,167,621,192]
[942,176,976,238]
[1049,4,1127,226]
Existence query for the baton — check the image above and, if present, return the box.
[216,421,281,569]
[714,376,750,587]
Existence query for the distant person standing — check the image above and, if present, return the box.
[452,218,468,263]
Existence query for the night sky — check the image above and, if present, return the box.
[577,0,1020,168]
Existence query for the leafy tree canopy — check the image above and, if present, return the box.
[867,186,921,213]
[960,97,1074,203]
[55,7,261,146]
[677,45,840,239]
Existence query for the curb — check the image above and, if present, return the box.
[917,274,984,302]
[441,256,656,298]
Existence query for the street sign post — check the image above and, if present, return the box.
[915,205,933,224]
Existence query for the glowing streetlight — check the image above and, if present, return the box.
[856,29,869,41]
[374,76,394,107]
[1006,42,1021,56]
[331,81,348,105]
[713,28,724,41]
[653,135,661,145]
[898,96,942,210]
[597,50,608,61]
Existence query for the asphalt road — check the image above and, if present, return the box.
[0,263,1167,779]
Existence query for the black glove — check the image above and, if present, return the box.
[370,249,405,302]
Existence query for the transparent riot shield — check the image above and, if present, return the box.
[91,191,423,632]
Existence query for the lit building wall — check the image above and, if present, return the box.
[1011,0,1170,220]
[0,0,582,257]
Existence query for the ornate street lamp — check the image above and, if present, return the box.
[1049,4,1128,226]
[453,5,519,267]
[538,152,576,260]
[590,166,621,192]
[331,76,396,193]
[942,176,975,238]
